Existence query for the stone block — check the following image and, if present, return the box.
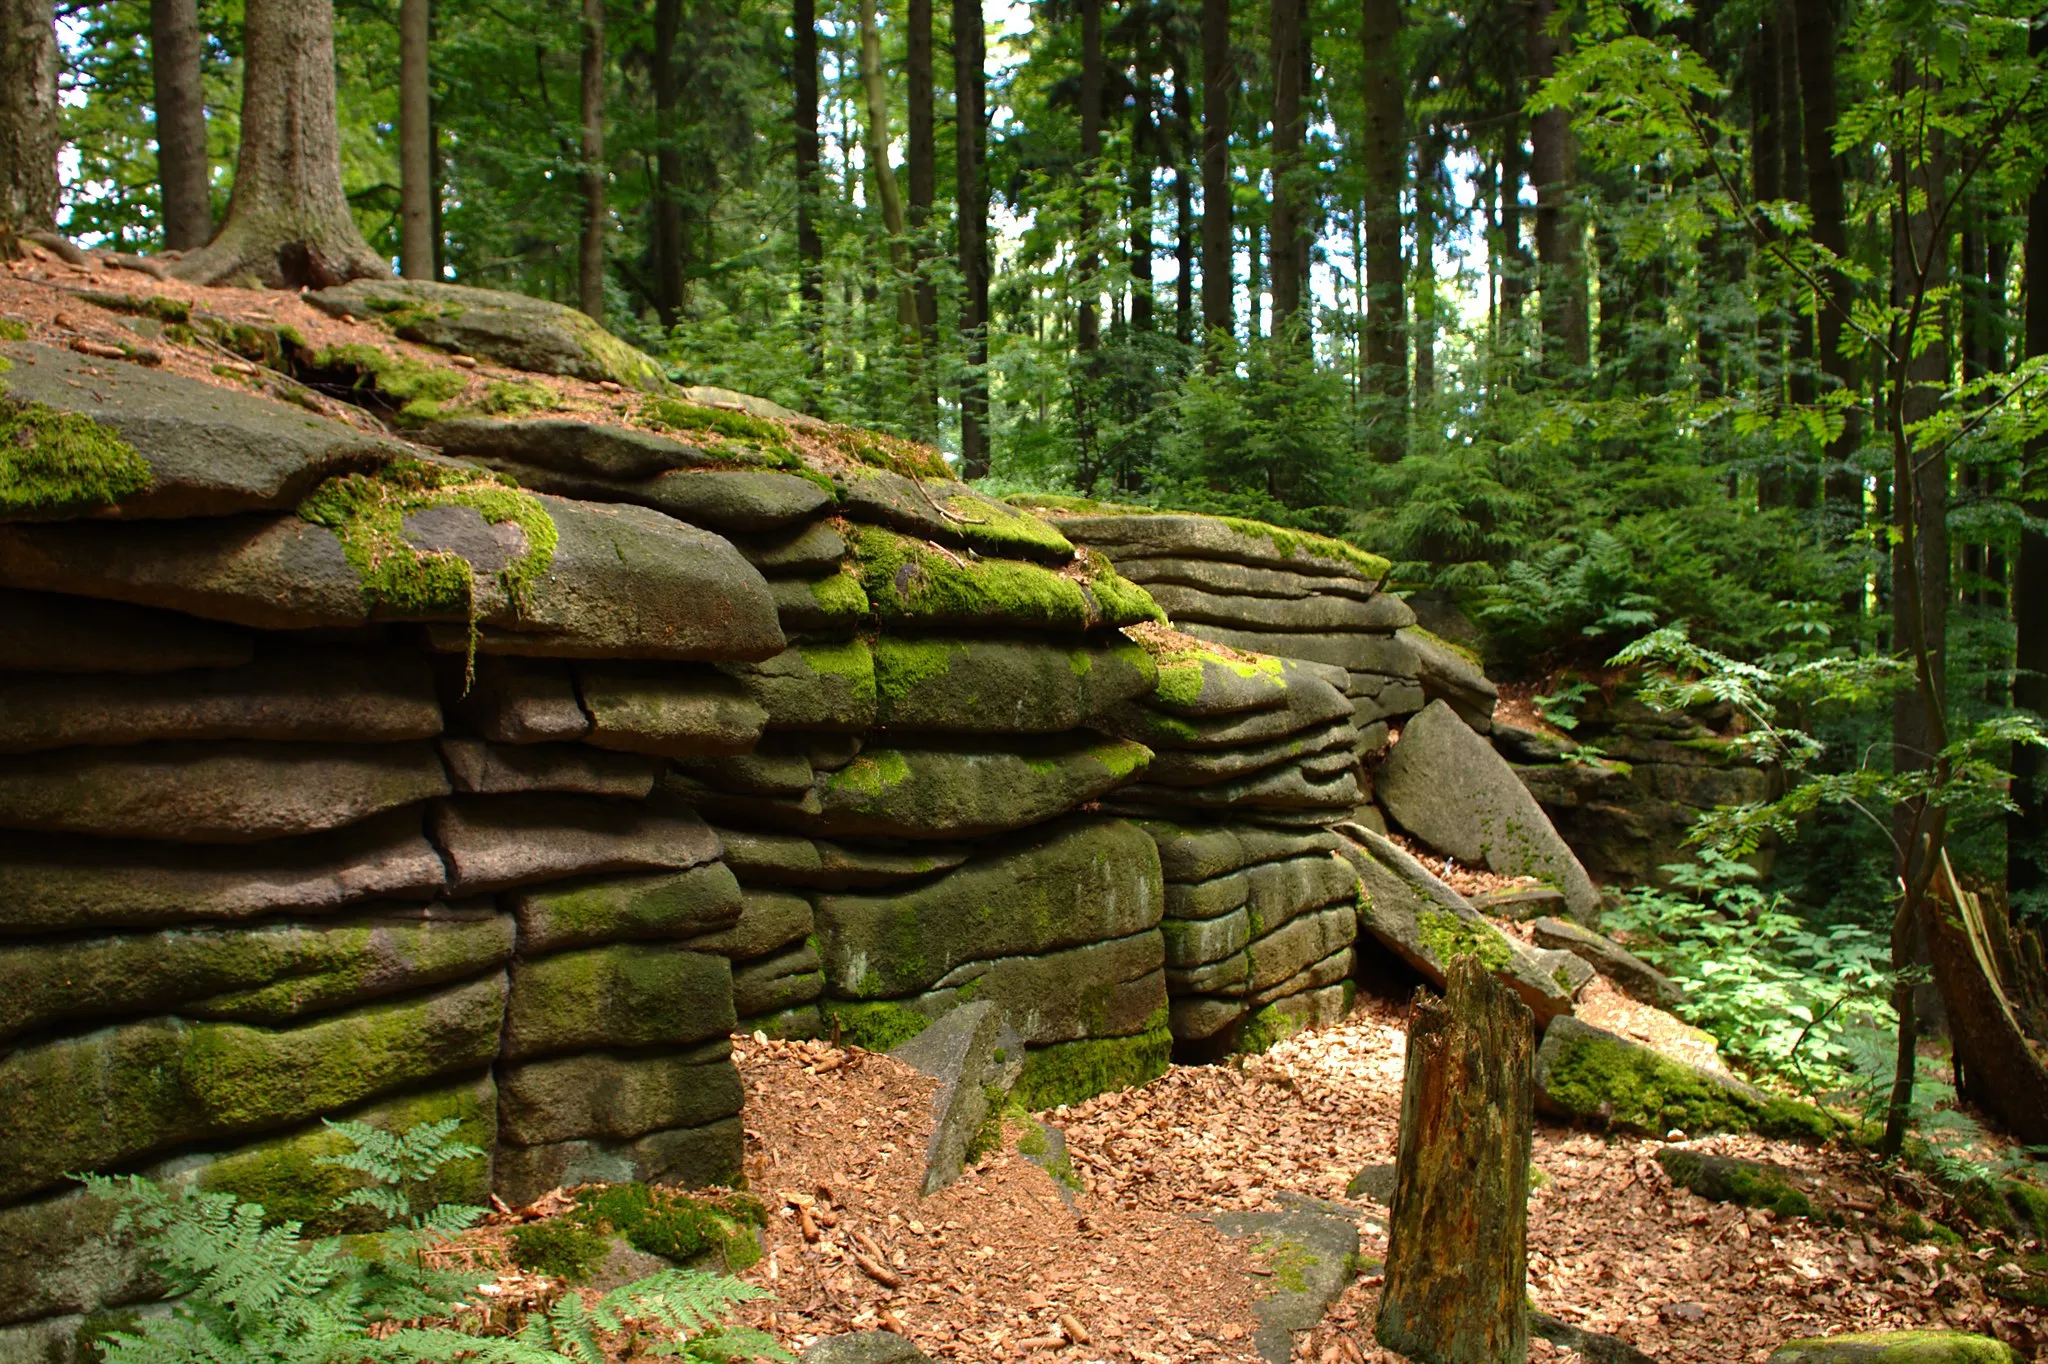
[0,588,253,674]
[838,468,1077,564]
[1048,514,1387,581]
[911,932,1166,1045]
[494,1115,744,1207]
[578,663,768,758]
[1115,556,1382,602]
[459,657,591,743]
[1145,582,1414,634]
[720,640,877,731]
[1160,906,1252,967]
[502,945,734,1060]
[684,888,814,960]
[430,793,721,895]
[1181,623,1420,678]
[439,738,659,798]
[498,1042,741,1146]
[734,521,847,575]
[1140,720,1357,788]
[733,943,824,1017]
[1247,905,1358,992]
[873,635,1158,733]
[715,826,970,889]
[511,864,744,954]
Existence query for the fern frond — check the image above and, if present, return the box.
[668,1325,796,1362]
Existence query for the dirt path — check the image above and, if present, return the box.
[732,1004,2042,1363]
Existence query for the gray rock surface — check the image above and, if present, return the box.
[1144,582,1415,633]
[493,1115,743,1208]
[799,1331,934,1364]
[502,945,734,1059]
[731,944,824,1016]
[721,641,878,732]
[1116,556,1383,601]
[1,342,411,520]
[1530,1312,1661,1364]
[1182,623,1420,678]
[1399,626,1499,732]
[735,520,848,574]
[0,739,449,842]
[1379,701,1603,923]
[497,1042,741,1145]
[1532,916,1683,1009]
[872,635,1157,733]
[460,658,591,743]
[1205,1205,1362,1364]
[0,588,254,673]
[429,793,722,894]
[439,739,660,797]
[888,1000,1008,1194]
[1140,720,1357,788]
[511,864,744,953]
[838,469,1076,564]
[910,935,1165,1045]
[1102,674,1353,750]
[715,826,971,890]
[684,888,814,960]
[1145,823,1342,883]
[421,416,720,481]
[1050,514,1382,580]
[578,664,768,757]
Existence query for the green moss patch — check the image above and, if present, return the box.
[850,523,1147,631]
[1234,1004,1300,1056]
[1217,516,1391,580]
[1543,1028,1833,1140]
[813,424,950,480]
[303,343,471,424]
[823,999,932,1052]
[571,1183,767,1271]
[1080,549,1166,625]
[297,458,558,621]
[510,1218,612,1282]
[0,396,153,516]
[1416,909,1516,972]
[1013,1019,1172,1110]
[0,317,30,341]
[464,379,560,418]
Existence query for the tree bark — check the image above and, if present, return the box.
[955,0,990,477]
[169,0,385,286]
[577,0,606,319]
[795,0,824,365]
[1925,871,2048,1145]
[1526,0,1587,369]
[907,0,938,353]
[1267,0,1304,334]
[2012,12,2048,899]
[1377,956,1535,1364]
[1792,0,1859,516]
[652,0,685,326]
[1171,52,1195,345]
[1077,0,1103,354]
[856,0,916,334]
[1199,0,1233,354]
[1499,108,1529,324]
[0,0,59,251]
[152,0,213,251]
[1130,64,1156,333]
[1360,0,1406,456]
[1414,124,1444,400]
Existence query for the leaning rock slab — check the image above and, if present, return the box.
[308,279,670,390]
[1379,701,1603,923]
[2,342,410,520]
[889,1000,1008,1195]
[1205,1204,1361,1364]
[0,739,449,842]
[1532,915,1683,1009]
[1400,626,1498,732]
[1766,1334,2021,1364]
[1536,1017,1831,1140]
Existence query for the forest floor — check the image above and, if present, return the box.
[707,999,2045,1364]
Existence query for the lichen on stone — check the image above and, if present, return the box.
[0,395,154,516]
[296,458,558,628]
[1416,909,1517,972]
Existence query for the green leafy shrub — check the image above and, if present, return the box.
[81,1119,788,1363]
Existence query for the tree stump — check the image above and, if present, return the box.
[1376,954,1536,1364]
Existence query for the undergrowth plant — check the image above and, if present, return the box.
[82,1119,788,1364]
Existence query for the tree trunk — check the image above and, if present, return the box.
[1777,0,1815,508]
[152,0,213,251]
[1360,0,1406,457]
[2012,13,2048,899]
[1792,0,1860,517]
[1499,111,1529,324]
[1414,125,1443,400]
[577,0,606,319]
[1925,869,2048,1145]
[1199,0,1233,355]
[856,0,915,333]
[652,0,685,326]
[0,0,57,251]
[1526,0,1587,369]
[955,0,990,477]
[907,0,938,356]
[795,0,824,367]
[169,0,385,285]
[1077,0,1103,354]
[1171,51,1195,345]
[1267,0,1303,335]
[1130,65,1155,333]
[1377,956,1535,1364]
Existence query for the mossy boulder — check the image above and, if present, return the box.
[0,587,253,674]
[1102,669,1353,750]
[1535,1017,1833,1139]
[429,793,722,895]
[0,810,445,934]
[732,946,825,1017]
[0,973,508,1201]
[1180,622,1421,677]
[721,640,878,731]
[1143,582,1414,634]
[1040,511,1390,581]
[477,455,834,534]
[502,945,735,1060]
[708,738,1149,842]
[714,825,970,890]
[498,1040,741,1145]
[770,571,870,633]
[1765,1334,2021,1364]
[837,467,1075,564]
[0,905,513,1042]
[0,647,441,754]
[1132,636,1290,717]
[493,1115,743,1207]
[576,663,768,758]
[1012,1016,1173,1109]
[1378,701,1603,924]
[0,739,450,843]
[734,519,847,574]
[1,342,410,520]
[873,634,1158,733]
[1654,1148,1814,1216]
[683,888,814,960]
[1115,555,1387,602]
[905,932,1166,1046]
[816,817,1163,998]
[510,864,744,954]
[847,525,1160,633]
[307,279,670,391]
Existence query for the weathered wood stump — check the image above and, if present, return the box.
[1376,954,1536,1364]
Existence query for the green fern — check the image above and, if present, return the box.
[80,1121,789,1364]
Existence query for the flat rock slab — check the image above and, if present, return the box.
[1182,623,1420,678]
[1144,823,1342,884]
[513,864,744,954]
[474,455,834,534]
[889,1000,1007,1194]
[1104,672,1353,750]
[736,520,848,574]
[732,944,824,1017]
[1115,555,1384,602]
[684,888,814,960]
[1533,916,1683,1009]
[1766,1334,2021,1364]
[1146,582,1414,634]
[1204,1205,1361,1364]
[497,1040,741,1146]
[308,279,670,390]
[838,468,1075,564]
[461,658,591,743]
[1379,701,1603,923]
[0,739,449,843]
[502,945,734,1060]
[578,664,768,758]
[1,342,410,521]
[909,934,1166,1046]
[0,587,254,673]
[0,648,442,754]
[1047,513,1389,581]
[1333,823,1574,1027]
[1400,626,1498,731]
[439,738,659,798]
[873,634,1157,734]
[421,416,722,481]
[493,1114,743,1208]
[430,793,722,895]
[722,641,879,732]
[800,1331,935,1364]
[715,825,971,890]
[817,817,1163,999]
